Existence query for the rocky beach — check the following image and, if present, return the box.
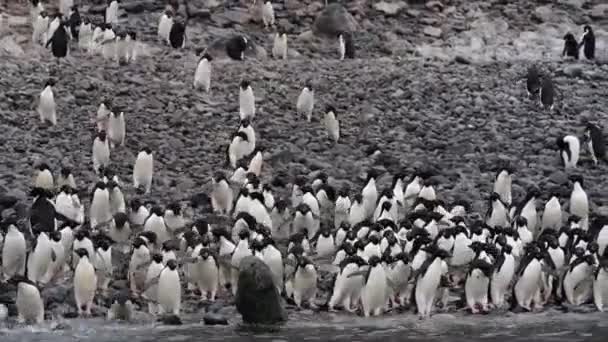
[1,0,608,340]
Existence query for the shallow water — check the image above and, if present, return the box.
[1,310,607,342]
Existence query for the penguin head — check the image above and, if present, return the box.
[367,255,381,267]
[342,242,355,256]
[200,52,213,62]
[526,65,539,79]
[240,80,251,90]
[293,175,307,188]
[353,193,363,204]
[573,246,585,258]
[563,32,576,42]
[117,30,127,40]
[248,191,265,205]
[97,130,107,142]
[568,214,582,225]
[433,248,451,260]
[297,256,314,270]
[568,174,584,186]
[588,242,599,255]
[114,212,128,229]
[151,206,164,217]
[353,239,365,251]
[239,117,251,128]
[211,227,230,241]
[238,228,250,241]
[37,162,51,172]
[128,30,137,40]
[166,259,178,271]
[213,171,228,184]
[288,242,304,257]
[338,221,351,232]
[368,234,380,245]
[44,78,56,88]
[97,236,111,251]
[139,231,158,246]
[365,169,379,183]
[319,226,331,237]
[345,229,356,242]
[142,146,153,155]
[193,218,210,235]
[199,247,212,260]
[234,131,249,142]
[166,202,182,216]
[74,229,89,241]
[251,239,264,252]
[489,192,502,203]
[60,166,72,178]
[583,25,593,36]
[296,203,311,215]
[162,239,180,253]
[164,8,174,18]
[75,248,90,259]
[131,237,146,250]
[50,230,62,242]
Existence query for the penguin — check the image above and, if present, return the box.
[512,243,543,311]
[486,192,509,229]
[334,187,351,230]
[156,259,181,315]
[465,258,493,313]
[262,237,284,293]
[301,186,321,239]
[211,172,233,215]
[247,191,273,229]
[56,167,76,190]
[270,200,290,239]
[29,187,57,235]
[362,234,382,261]
[129,199,150,226]
[569,175,589,231]
[337,31,354,60]
[92,131,110,173]
[72,229,95,268]
[579,25,595,60]
[195,248,219,301]
[324,105,340,143]
[107,179,126,215]
[89,181,111,229]
[12,274,45,324]
[316,226,335,257]
[540,234,565,304]
[513,187,540,237]
[193,53,212,92]
[144,206,170,246]
[493,166,513,206]
[129,237,151,294]
[541,191,562,232]
[359,255,388,316]
[109,212,131,247]
[404,172,423,210]
[1,221,27,280]
[101,23,116,59]
[96,102,111,132]
[78,18,93,50]
[73,248,97,316]
[46,13,61,46]
[226,35,248,61]
[328,255,367,312]
[126,30,138,62]
[33,163,54,190]
[584,122,606,166]
[46,19,69,59]
[133,147,154,193]
[157,9,173,44]
[556,135,580,169]
[413,248,450,319]
[40,231,66,284]
[362,169,379,220]
[239,80,256,120]
[563,254,596,305]
[539,76,555,111]
[386,252,411,307]
[90,22,104,53]
[296,82,315,122]
[60,0,74,20]
[596,216,608,256]
[262,0,275,28]
[374,189,399,223]
[227,131,251,169]
[161,239,179,265]
[593,257,608,312]
[164,202,185,233]
[37,79,57,126]
[107,291,134,321]
[348,194,366,226]
[562,33,579,59]
[94,237,113,294]
[247,149,264,176]
[238,117,256,149]
[263,184,275,210]
[490,243,515,308]
[230,229,253,294]
[114,31,129,64]
[32,10,49,45]
[418,177,436,202]
[272,30,287,59]
[168,17,187,49]
[67,5,81,41]
[525,65,541,98]
[27,231,54,284]
[213,228,236,290]
[29,0,45,26]
[105,0,119,25]
[293,257,318,308]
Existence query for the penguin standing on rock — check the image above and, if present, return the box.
[195,247,219,301]
[324,105,340,143]
[413,248,450,319]
[239,80,256,120]
[37,79,57,126]
[584,122,606,166]
[579,25,595,60]
[168,16,187,49]
[133,147,154,193]
[562,33,579,60]
[526,65,541,99]
[158,260,181,315]
[360,255,388,317]
[158,9,173,44]
[12,273,45,324]
[226,35,248,61]
[539,76,555,111]
[107,110,126,148]
[74,248,97,317]
[34,163,54,190]
[493,165,513,206]
[337,31,355,60]
[262,0,275,28]
[569,175,589,231]
[92,131,110,173]
[556,135,580,169]
[194,53,212,92]
[272,29,287,59]
[211,172,233,215]
[296,82,315,122]
[465,258,493,314]
[105,0,119,25]
[293,257,318,308]
[2,221,27,280]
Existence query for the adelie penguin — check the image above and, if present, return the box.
[74,248,97,316]
[465,258,493,314]
[133,147,154,193]
[569,174,589,231]
[107,290,134,321]
[107,110,126,147]
[157,259,182,316]
[324,105,340,143]
[541,190,562,232]
[211,171,233,214]
[11,273,45,324]
[579,25,595,60]
[1,220,27,280]
[67,5,81,41]
[272,29,288,59]
[490,243,515,309]
[114,31,129,65]
[359,255,388,317]
[29,187,57,235]
[328,255,366,312]
[296,81,315,122]
[168,16,187,49]
[37,79,57,126]
[539,75,555,111]
[92,130,110,173]
[226,35,248,61]
[32,10,49,45]
[157,9,173,44]
[413,247,450,319]
[337,31,355,60]
[105,0,119,25]
[525,65,541,99]
[129,237,151,294]
[194,52,212,92]
[562,33,579,60]
[239,79,256,120]
[593,256,608,312]
[293,256,318,308]
[556,134,580,169]
[261,0,275,28]
[584,122,606,166]
[33,162,54,190]
[195,247,219,301]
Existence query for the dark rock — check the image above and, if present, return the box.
[203,313,229,325]
[235,256,287,325]
[454,55,471,64]
[312,4,358,38]
[159,314,183,325]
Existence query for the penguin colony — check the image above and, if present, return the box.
[0,0,606,326]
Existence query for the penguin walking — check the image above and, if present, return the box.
[133,148,154,193]
[334,187,351,229]
[329,255,367,312]
[57,167,76,189]
[465,259,494,313]
[569,175,589,231]
[526,65,541,98]
[194,53,212,92]
[2,222,27,280]
[129,237,151,294]
[293,257,318,308]
[493,166,513,206]
[109,212,131,247]
[563,254,596,305]
[90,181,112,229]
[211,172,233,215]
[34,163,54,190]
[486,192,509,229]
[13,274,45,324]
[32,10,49,45]
[143,253,164,314]
[557,135,580,169]
[360,255,388,317]
[28,232,53,284]
[579,26,595,60]
[593,257,608,312]
[46,21,69,59]
[562,33,579,59]
[78,18,92,50]
[74,248,97,316]
[126,31,138,62]
[194,248,219,301]
[301,187,321,239]
[40,231,66,284]
[113,31,129,64]
[337,31,354,60]
[101,23,116,60]
[272,31,287,59]
[584,122,606,166]
[168,17,187,49]
[539,76,555,111]
[261,0,275,28]
[157,259,181,315]
[105,0,119,25]
[129,199,150,226]
[239,80,256,120]
[324,105,340,143]
[144,207,170,246]
[413,248,450,319]
[361,170,378,220]
[92,131,110,173]
[37,79,57,126]
[541,191,562,232]
[67,5,81,41]
[107,111,125,148]
[296,82,315,122]
[157,9,173,44]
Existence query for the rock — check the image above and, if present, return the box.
[423,26,442,38]
[215,9,251,27]
[589,4,608,20]
[0,304,7,321]
[312,4,359,38]
[454,55,471,64]
[561,64,583,78]
[159,314,182,325]
[0,36,24,57]
[532,5,553,23]
[203,313,229,325]
[373,1,407,16]
[235,256,286,324]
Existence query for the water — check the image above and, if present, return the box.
[1,310,607,341]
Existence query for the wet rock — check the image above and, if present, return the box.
[374,1,407,16]
[159,314,183,325]
[235,256,287,324]
[312,3,358,38]
[203,313,229,325]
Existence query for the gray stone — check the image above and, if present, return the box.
[312,4,358,38]
[562,64,583,78]
[235,256,286,325]
[423,26,442,38]
[373,1,407,16]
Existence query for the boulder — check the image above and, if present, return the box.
[312,4,358,38]
[374,1,407,16]
[235,256,286,324]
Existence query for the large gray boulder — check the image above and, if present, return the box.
[235,256,286,324]
[312,3,358,38]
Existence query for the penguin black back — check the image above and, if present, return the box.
[168,19,186,49]
[586,122,606,162]
[342,32,355,59]
[68,6,81,40]
[562,33,579,59]
[46,21,69,58]
[580,25,595,60]
[226,35,248,61]
[539,76,554,109]
[526,65,541,97]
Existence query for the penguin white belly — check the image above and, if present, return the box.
[415,259,442,318]
[157,269,181,315]
[411,251,427,271]
[133,155,153,193]
[239,88,255,120]
[490,258,515,308]
[361,266,388,317]
[95,249,113,292]
[293,269,317,308]
[598,227,608,256]
[16,283,44,324]
[272,34,287,59]
[362,245,381,262]
[74,260,97,315]
[450,236,472,266]
[296,89,314,122]
[329,264,359,311]
[465,270,490,312]
[564,264,592,305]
[2,231,27,279]
[38,88,57,125]
[263,248,284,293]
[28,239,52,283]
[211,182,233,214]
[316,236,334,257]
[388,263,410,305]
[514,260,541,309]
[108,116,125,147]
[41,242,66,284]
[593,269,608,312]
[194,59,211,92]
[196,258,219,301]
